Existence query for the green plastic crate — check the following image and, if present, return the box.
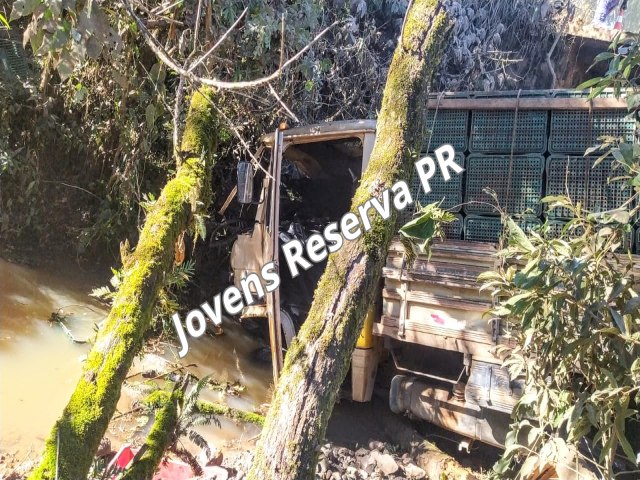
[545,155,633,219]
[464,215,541,243]
[464,154,544,216]
[423,110,468,152]
[548,110,635,154]
[0,37,29,80]
[410,152,464,212]
[469,110,548,154]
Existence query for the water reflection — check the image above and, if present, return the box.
[0,258,272,457]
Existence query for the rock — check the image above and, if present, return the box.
[403,463,426,479]
[318,458,329,474]
[368,441,384,452]
[356,452,376,471]
[374,453,399,476]
[354,448,369,457]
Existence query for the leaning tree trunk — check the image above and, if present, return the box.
[29,88,220,480]
[248,3,451,479]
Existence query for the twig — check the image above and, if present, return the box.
[192,0,203,54]
[546,32,560,89]
[40,180,100,200]
[188,7,248,74]
[173,75,185,162]
[152,0,183,16]
[200,91,272,179]
[279,12,286,69]
[112,406,143,420]
[268,83,300,123]
[121,0,338,90]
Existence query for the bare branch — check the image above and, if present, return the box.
[197,89,272,180]
[268,83,300,124]
[192,0,203,54]
[121,0,338,90]
[188,7,248,74]
[152,0,183,16]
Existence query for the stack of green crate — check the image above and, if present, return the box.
[463,105,547,243]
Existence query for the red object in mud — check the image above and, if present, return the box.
[152,459,194,480]
[108,444,196,480]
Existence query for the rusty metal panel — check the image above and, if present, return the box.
[466,361,524,414]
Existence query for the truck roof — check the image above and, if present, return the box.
[261,119,376,146]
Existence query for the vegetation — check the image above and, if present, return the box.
[122,375,221,479]
[485,34,640,479]
[28,87,220,480]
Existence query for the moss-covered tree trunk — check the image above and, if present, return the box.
[248,3,451,479]
[122,392,263,480]
[29,88,220,480]
[121,391,181,480]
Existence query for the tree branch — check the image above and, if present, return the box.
[122,0,338,90]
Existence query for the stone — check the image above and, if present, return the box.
[374,453,399,476]
[403,463,426,479]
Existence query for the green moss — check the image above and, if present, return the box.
[121,390,179,480]
[29,87,220,480]
[196,401,265,426]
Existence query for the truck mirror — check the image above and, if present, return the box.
[237,160,254,204]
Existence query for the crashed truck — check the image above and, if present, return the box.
[229,90,638,449]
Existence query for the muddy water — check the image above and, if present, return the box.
[0,258,272,458]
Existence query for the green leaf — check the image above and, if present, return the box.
[10,0,41,21]
[576,77,602,90]
[623,296,640,315]
[610,308,626,334]
[504,216,534,252]
[0,13,9,28]
[593,51,615,63]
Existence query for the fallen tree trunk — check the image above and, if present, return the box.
[197,400,264,426]
[121,390,181,480]
[29,88,220,480]
[247,3,452,479]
